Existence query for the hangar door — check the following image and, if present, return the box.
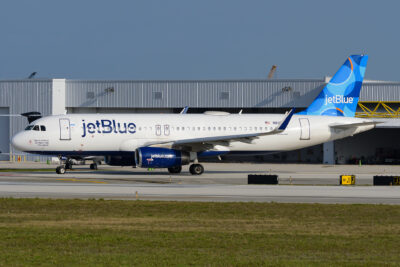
[0,108,9,160]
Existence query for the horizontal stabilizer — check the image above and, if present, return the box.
[329,121,381,129]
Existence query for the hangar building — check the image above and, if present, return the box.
[1,77,400,164]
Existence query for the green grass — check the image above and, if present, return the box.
[0,199,399,266]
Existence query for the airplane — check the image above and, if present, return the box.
[11,54,376,175]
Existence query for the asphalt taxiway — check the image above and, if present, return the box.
[1,162,400,204]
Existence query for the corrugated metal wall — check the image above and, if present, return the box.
[360,83,400,101]
[66,80,400,109]
[0,80,52,161]
[66,80,326,108]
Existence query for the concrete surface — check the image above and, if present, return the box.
[0,162,400,204]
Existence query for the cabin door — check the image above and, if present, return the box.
[59,118,71,140]
[299,118,310,140]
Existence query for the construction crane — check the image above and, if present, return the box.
[267,65,277,79]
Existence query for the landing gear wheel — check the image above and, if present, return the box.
[168,166,182,174]
[56,165,66,174]
[90,163,98,170]
[189,164,204,175]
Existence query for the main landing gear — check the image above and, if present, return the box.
[167,164,204,175]
[168,166,182,174]
[189,164,204,175]
[90,163,98,170]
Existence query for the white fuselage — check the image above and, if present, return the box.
[11,113,374,156]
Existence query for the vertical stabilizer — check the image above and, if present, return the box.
[298,55,368,117]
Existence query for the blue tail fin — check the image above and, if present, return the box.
[298,55,368,117]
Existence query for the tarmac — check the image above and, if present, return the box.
[1,162,400,204]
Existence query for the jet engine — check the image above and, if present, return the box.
[135,147,190,168]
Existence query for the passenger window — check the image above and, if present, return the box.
[33,125,39,131]
[218,127,221,131]
[208,127,211,131]
[244,127,247,131]
[223,127,226,131]
[197,127,201,131]
[213,127,216,131]
[40,125,46,131]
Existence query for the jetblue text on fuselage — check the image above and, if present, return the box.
[325,95,354,105]
[82,120,136,137]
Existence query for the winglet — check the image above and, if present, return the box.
[21,112,42,124]
[180,106,189,114]
[278,108,295,131]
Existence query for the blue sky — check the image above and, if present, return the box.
[0,0,398,80]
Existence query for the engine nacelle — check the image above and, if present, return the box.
[135,147,190,168]
[105,155,135,166]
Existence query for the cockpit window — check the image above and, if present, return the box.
[25,125,46,131]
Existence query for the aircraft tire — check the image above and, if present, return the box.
[90,163,98,170]
[189,164,204,175]
[56,166,66,174]
[168,166,182,174]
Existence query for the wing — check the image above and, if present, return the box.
[148,108,296,152]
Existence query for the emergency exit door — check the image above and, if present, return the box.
[59,119,71,140]
[299,118,310,140]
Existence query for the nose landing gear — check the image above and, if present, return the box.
[56,165,66,174]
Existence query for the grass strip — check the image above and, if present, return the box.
[0,198,399,266]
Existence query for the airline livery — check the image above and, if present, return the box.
[11,55,376,175]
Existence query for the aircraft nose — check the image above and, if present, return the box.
[11,133,25,151]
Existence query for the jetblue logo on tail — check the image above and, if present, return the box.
[298,55,368,117]
[325,95,354,105]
